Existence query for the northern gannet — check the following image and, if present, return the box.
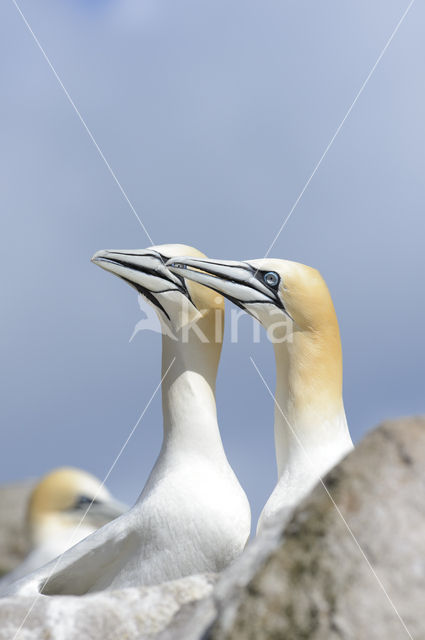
[0,467,126,592]
[167,256,353,532]
[4,245,250,597]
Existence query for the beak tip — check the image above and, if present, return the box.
[91,250,107,265]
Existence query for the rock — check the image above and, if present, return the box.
[0,482,34,576]
[2,417,425,640]
[156,591,217,640]
[204,416,425,639]
[0,573,216,640]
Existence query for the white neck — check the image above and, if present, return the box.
[144,312,228,478]
[161,338,223,455]
[30,517,96,550]
[271,328,353,502]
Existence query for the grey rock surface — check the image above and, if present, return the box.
[0,481,33,576]
[204,416,425,639]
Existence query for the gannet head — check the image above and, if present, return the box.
[92,244,224,333]
[167,256,337,334]
[27,467,128,547]
[168,256,344,419]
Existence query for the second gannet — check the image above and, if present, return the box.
[0,467,126,592]
[167,256,353,532]
[4,245,250,597]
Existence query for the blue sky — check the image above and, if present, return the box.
[1,0,424,526]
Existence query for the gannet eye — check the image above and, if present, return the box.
[75,495,96,508]
[263,271,279,287]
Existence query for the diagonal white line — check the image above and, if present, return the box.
[10,0,155,245]
[262,0,415,260]
[11,357,176,640]
[250,356,414,640]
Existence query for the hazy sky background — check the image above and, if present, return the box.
[1,0,424,527]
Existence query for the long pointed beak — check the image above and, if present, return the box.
[166,256,280,308]
[86,498,129,526]
[92,248,202,329]
[91,249,185,294]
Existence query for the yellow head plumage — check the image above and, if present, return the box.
[167,255,344,414]
[27,467,124,546]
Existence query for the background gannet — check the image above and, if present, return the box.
[4,245,250,597]
[0,467,126,592]
[168,256,353,532]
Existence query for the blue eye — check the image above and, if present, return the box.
[263,271,279,287]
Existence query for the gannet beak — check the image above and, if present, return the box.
[85,497,128,526]
[92,248,195,320]
[92,248,202,329]
[91,249,186,295]
[166,256,284,313]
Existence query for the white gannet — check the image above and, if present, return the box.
[167,256,353,532]
[4,245,250,597]
[0,467,126,592]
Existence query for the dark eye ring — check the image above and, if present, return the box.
[263,271,279,287]
[76,495,94,508]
